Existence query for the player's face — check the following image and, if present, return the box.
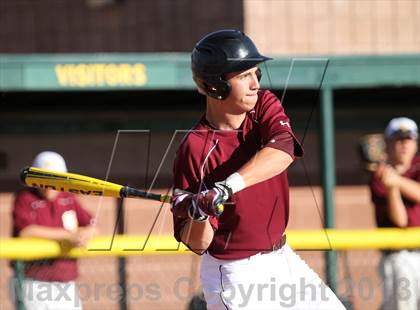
[225,67,260,112]
[387,137,418,165]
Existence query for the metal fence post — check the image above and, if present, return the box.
[320,87,337,291]
[14,260,25,310]
[116,198,128,310]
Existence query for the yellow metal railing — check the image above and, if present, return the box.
[1,228,419,260]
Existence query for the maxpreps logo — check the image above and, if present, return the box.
[55,63,147,87]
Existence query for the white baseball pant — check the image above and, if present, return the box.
[20,279,82,310]
[380,250,420,310]
[200,244,346,310]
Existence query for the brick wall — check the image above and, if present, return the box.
[0,0,243,53]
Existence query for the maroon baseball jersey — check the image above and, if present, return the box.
[370,155,420,227]
[13,188,93,281]
[172,90,303,260]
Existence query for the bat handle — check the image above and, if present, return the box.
[20,166,30,185]
[160,195,172,203]
[120,186,172,204]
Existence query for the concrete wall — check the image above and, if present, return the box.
[245,0,420,55]
[2,0,419,55]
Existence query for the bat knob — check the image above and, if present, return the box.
[215,203,224,216]
[20,166,30,186]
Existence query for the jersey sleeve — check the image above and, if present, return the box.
[72,196,94,227]
[256,91,304,158]
[369,174,405,228]
[172,141,219,242]
[410,156,420,182]
[13,191,37,233]
[172,147,194,242]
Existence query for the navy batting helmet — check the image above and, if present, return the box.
[191,29,272,100]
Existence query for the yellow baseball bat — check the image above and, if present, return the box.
[20,167,225,215]
[20,166,171,203]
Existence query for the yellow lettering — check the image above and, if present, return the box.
[132,64,147,86]
[84,64,96,86]
[119,64,132,85]
[67,65,77,86]
[55,65,69,86]
[105,64,118,86]
[94,64,105,86]
[75,64,87,86]
[55,63,148,87]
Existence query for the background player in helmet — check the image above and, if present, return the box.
[171,29,345,309]
[12,151,96,309]
[369,117,420,310]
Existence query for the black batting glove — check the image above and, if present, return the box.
[171,187,228,221]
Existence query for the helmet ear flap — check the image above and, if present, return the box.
[256,67,262,82]
[202,79,231,100]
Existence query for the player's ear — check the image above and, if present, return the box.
[194,78,211,96]
[196,85,207,96]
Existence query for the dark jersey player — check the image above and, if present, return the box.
[171,29,345,309]
[369,117,420,310]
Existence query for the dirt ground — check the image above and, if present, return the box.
[0,186,384,310]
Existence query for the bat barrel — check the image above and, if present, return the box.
[20,166,173,203]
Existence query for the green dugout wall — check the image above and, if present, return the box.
[1,54,419,290]
[1,54,419,91]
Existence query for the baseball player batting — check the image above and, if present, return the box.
[170,29,345,309]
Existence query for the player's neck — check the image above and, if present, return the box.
[41,189,59,201]
[206,102,246,130]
